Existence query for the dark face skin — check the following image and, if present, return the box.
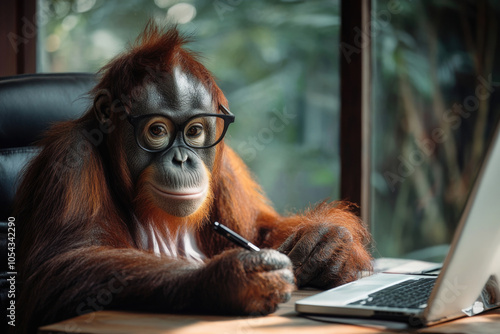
[122,67,217,217]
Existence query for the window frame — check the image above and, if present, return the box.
[339,0,371,225]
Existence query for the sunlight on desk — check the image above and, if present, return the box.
[38,290,500,334]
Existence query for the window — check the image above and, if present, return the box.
[37,0,341,214]
[37,0,500,260]
[371,0,500,260]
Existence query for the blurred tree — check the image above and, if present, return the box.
[371,0,500,259]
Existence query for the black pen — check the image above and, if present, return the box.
[213,221,260,252]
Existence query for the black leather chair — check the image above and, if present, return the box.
[0,73,96,328]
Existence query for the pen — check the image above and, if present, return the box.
[213,221,260,252]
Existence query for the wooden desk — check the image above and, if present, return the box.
[39,290,500,334]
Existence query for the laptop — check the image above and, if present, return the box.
[296,124,500,327]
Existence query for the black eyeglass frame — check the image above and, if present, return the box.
[127,104,235,153]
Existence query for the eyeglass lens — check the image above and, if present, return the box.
[135,115,223,151]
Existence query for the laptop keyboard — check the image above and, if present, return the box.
[348,277,436,309]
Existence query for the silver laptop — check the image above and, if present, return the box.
[296,124,500,327]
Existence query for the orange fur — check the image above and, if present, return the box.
[14,23,372,334]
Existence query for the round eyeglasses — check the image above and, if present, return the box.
[127,104,235,152]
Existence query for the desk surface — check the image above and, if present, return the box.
[39,290,500,334]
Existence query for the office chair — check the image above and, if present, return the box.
[0,72,95,329]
